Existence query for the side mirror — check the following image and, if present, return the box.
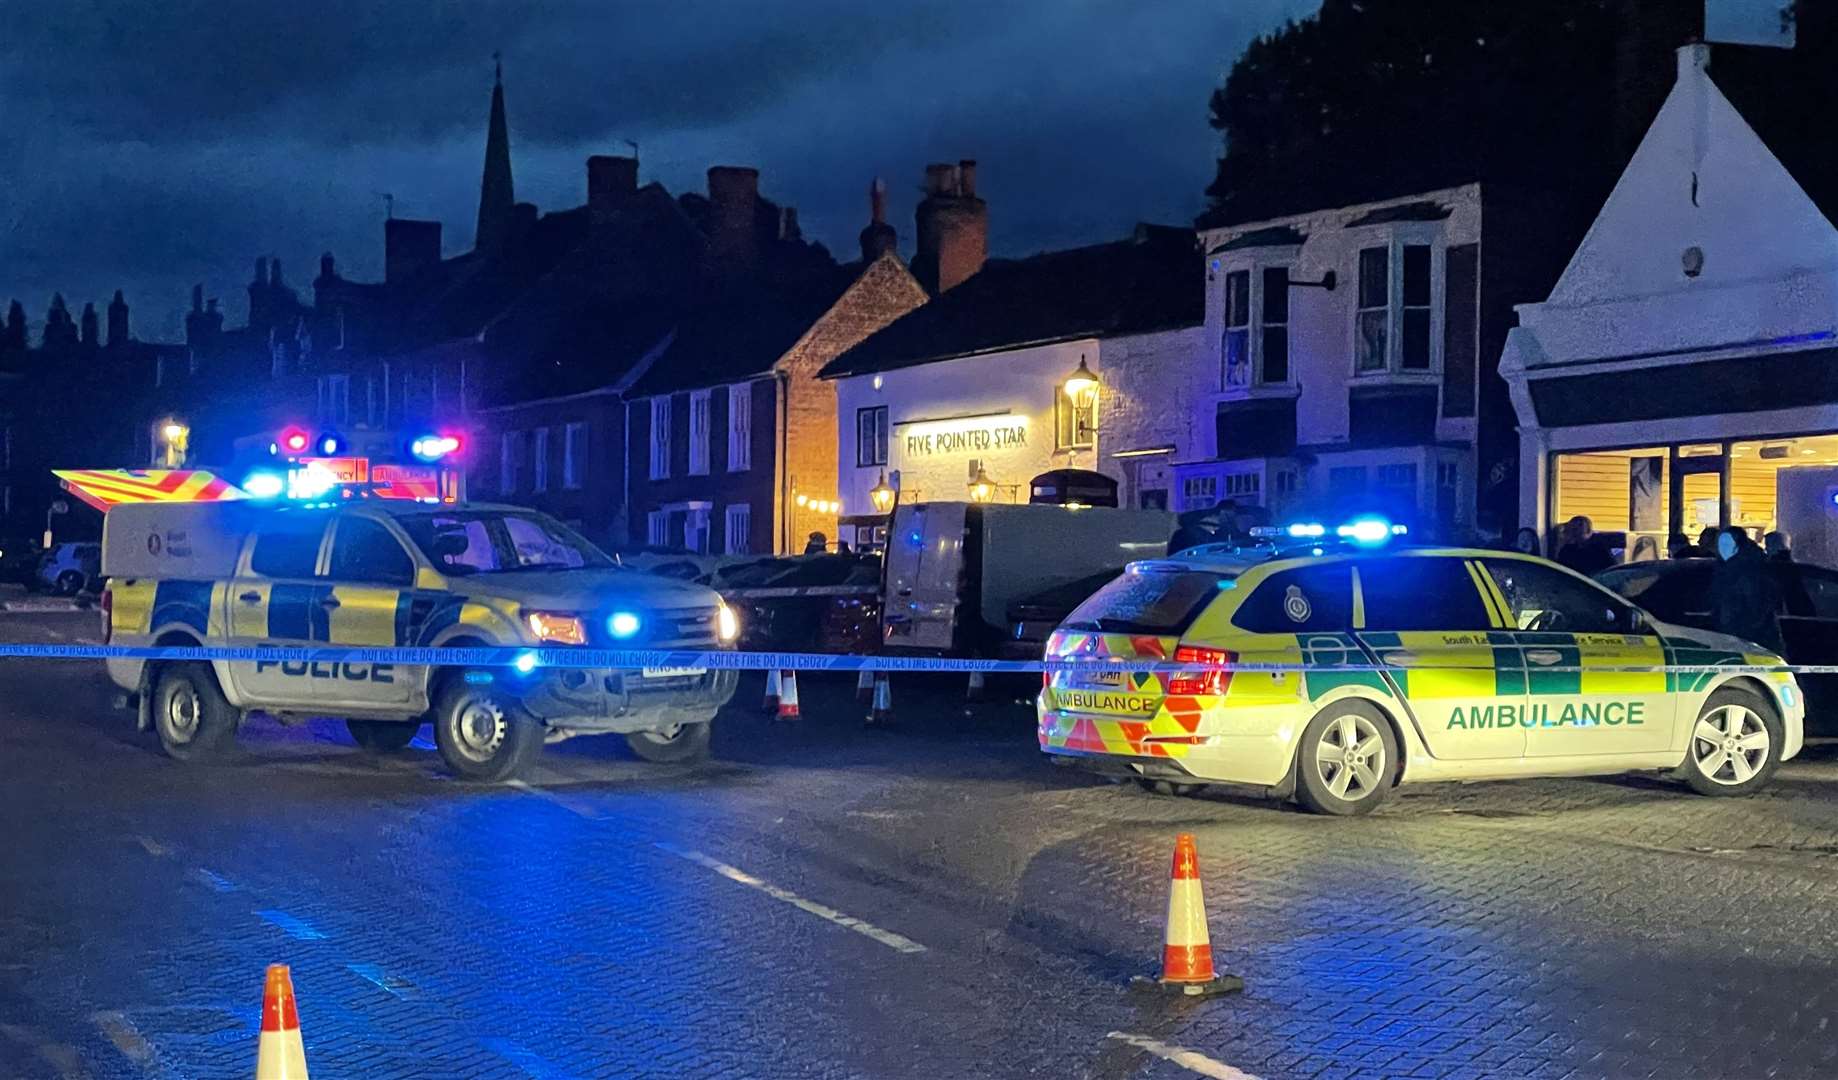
[1626,608,1648,634]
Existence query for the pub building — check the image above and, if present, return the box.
[1504,45,1838,564]
[820,225,1205,550]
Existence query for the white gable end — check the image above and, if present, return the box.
[1547,45,1838,309]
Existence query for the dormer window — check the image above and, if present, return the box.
[1221,263,1293,389]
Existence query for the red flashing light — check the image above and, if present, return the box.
[1168,646,1235,697]
[280,428,310,454]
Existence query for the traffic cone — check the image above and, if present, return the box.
[255,963,310,1079]
[866,672,894,726]
[1132,834,1243,997]
[965,670,987,704]
[855,668,875,703]
[761,669,781,714]
[776,670,801,721]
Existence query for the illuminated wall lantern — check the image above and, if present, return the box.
[968,464,995,503]
[869,471,896,514]
[1063,356,1100,405]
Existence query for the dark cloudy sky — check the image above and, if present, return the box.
[2,0,1313,343]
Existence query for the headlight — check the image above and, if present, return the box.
[525,610,587,645]
[716,601,740,643]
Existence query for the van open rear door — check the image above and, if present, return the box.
[881,502,968,651]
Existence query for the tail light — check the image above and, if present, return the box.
[1168,645,1234,697]
[100,587,113,645]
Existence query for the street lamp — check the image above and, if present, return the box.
[43,499,67,550]
[869,471,896,514]
[155,417,190,467]
[968,465,995,503]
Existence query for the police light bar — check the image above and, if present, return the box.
[411,434,462,462]
[1250,518,1408,545]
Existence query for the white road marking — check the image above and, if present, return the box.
[256,909,326,940]
[508,778,610,820]
[479,1035,570,1079]
[347,962,416,998]
[1106,1032,1263,1080]
[655,842,927,954]
[133,836,169,857]
[91,1011,159,1073]
[192,868,238,893]
[0,1023,91,1079]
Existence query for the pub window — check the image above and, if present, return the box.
[857,406,889,467]
[1401,244,1432,370]
[1260,266,1290,384]
[1056,386,1097,451]
[724,504,752,555]
[1223,270,1250,388]
[563,422,586,490]
[1181,475,1219,510]
[1272,470,1300,496]
[1356,247,1389,372]
[646,510,667,547]
[1223,472,1261,498]
[500,431,523,495]
[532,427,550,494]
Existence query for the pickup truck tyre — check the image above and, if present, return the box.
[626,721,712,764]
[431,676,542,781]
[152,662,237,761]
[346,719,419,753]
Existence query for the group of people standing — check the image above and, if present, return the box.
[1539,514,1800,651]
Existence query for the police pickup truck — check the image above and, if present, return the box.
[101,500,739,780]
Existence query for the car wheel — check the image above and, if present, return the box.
[431,676,543,781]
[1294,701,1397,816]
[55,571,83,596]
[152,663,237,762]
[1132,778,1205,797]
[1682,687,1782,797]
[625,720,712,764]
[346,719,419,753]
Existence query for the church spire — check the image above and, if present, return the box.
[475,53,515,253]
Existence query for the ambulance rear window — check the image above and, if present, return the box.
[1061,568,1227,634]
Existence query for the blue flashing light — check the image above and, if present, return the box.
[512,651,539,675]
[464,671,494,685]
[1286,522,1326,539]
[608,612,641,639]
[318,433,345,456]
[411,434,462,462]
[242,471,285,499]
[1336,517,1393,545]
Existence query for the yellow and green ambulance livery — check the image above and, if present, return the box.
[1038,542,1804,815]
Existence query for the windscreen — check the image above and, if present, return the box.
[398,510,614,575]
[1060,567,1227,634]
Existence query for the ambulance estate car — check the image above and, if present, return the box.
[1039,530,1804,815]
[101,500,739,780]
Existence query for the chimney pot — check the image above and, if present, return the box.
[923,163,955,196]
[1677,41,1710,80]
[914,159,988,293]
[587,154,639,223]
[958,159,977,198]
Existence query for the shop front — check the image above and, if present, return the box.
[1504,45,1838,562]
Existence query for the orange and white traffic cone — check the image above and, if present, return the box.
[866,672,894,726]
[255,963,310,1079]
[1132,834,1243,997]
[761,669,782,714]
[855,668,875,703]
[776,670,801,721]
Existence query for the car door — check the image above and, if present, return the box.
[225,513,332,707]
[319,514,419,709]
[882,503,967,650]
[1353,555,1528,760]
[1479,557,1673,756]
[1775,564,1838,732]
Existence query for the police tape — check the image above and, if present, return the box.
[0,641,1835,676]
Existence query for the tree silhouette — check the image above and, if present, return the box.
[1,301,24,354]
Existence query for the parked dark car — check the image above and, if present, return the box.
[0,536,43,586]
[1599,557,1838,735]
[1001,568,1125,659]
[708,554,882,654]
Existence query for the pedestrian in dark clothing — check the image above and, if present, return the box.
[1764,531,1793,563]
[1167,508,1220,556]
[804,532,827,555]
[1667,533,1701,559]
[1710,528,1784,651]
[1555,515,1615,576]
[1512,528,1542,556]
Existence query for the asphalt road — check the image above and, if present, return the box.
[3,608,1838,1079]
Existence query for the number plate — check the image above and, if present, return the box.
[642,666,707,679]
[1071,668,1125,689]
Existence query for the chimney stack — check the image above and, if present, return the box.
[913,159,987,293]
[106,290,129,348]
[859,177,897,262]
[79,302,99,349]
[385,218,443,284]
[780,206,801,242]
[706,165,761,272]
[588,154,639,223]
[249,257,271,328]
